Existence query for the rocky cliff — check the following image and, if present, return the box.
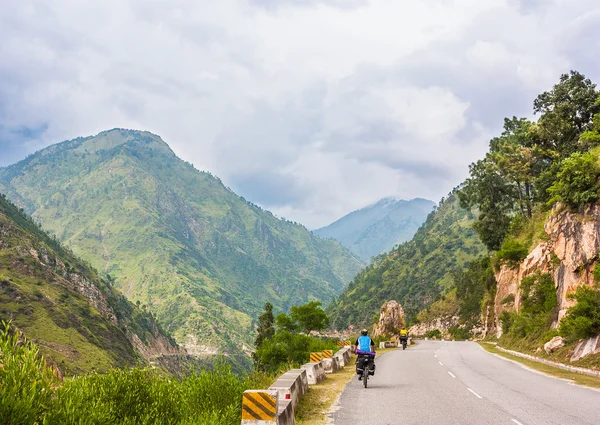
[409,316,460,338]
[0,194,180,375]
[372,300,406,337]
[493,205,600,339]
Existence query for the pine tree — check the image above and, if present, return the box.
[255,302,275,348]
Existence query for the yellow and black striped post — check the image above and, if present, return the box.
[241,390,278,422]
[336,341,343,347]
[310,352,322,362]
[322,349,333,359]
[344,340,351,346]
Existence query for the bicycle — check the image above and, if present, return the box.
[356,352,375,388]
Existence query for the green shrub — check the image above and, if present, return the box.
[496,239,528,264]
[500,311,514,335]
[501,294,515,304]
[0,321,265,425]
[448,327,471,340]
[520,273,557,316]
[425,329,442,339]
[547,151,600,208]
[594,264,600,283]
[0,321,59,424]
[560,286,600,342]
[253,331,338,373]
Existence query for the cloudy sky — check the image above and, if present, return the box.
[1,0,599,228]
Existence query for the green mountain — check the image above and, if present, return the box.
[328,194,486,329]
[0,129,363,364]
[314,197,435,262]
[0,193,178,376]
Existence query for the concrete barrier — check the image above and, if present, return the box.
[277,399,294,425]
[334,347,351,367]
[241,390,278,424]
[341,347,351,363]
[322,356,340,374]
[282,369,308,392]
[379,341,398,349]
[242,349,354,424]
[301,362,324,385]
[268,369,307,410]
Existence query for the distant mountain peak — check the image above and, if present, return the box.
[314,197,435,262]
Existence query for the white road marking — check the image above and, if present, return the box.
[439,361,443,366]
[511,419,524,425]
[434,354,437,358]
[467,388,483,399]
[448,372,456,378]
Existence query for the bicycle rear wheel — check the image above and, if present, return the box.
[363,371,368,388]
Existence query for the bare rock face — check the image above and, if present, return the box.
[544,336,565,355]
[571,335,600,362]
[493,205,600,341]
[372,300,405,337]
[408,316,460,338]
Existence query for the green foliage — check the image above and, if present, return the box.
[254,302,275,348]
[290,301,329,334]
[496,239,529,264]
[0,129,363,361]
[460,71,600,253]
[520,273,557,315]
[329,194,486,328]
[0,321,270,425]
[275,313,298,332]
[453,257,496,324]
[425,329,442,339]
[501,273,558,344]
[594,264,600,283]
[253,331,338,373]
[448,327,471,340]
[534,71,600,157]
[0,321,59,424]
[502,294,515,304]
[560,286,600,342]
[254,301,336,372]
[547,151,600,208]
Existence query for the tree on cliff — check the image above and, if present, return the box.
[290,301,329,334]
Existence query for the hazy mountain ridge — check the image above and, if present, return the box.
[0,193,179,375]
[314,197,435,261]
[0,129,363,368]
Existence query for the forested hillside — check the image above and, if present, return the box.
[0,129,362,364]
[0,194,178,375]
[314,197,435,262]
[328,194,485,328]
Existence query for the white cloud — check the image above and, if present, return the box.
[0,0,599,228]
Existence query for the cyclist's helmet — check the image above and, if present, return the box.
[361,329,368,336]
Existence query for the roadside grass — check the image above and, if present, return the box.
[479,342,600,389]
[295,347,398,425]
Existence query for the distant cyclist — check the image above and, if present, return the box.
[354,329,376,380]
[400,328,408,349]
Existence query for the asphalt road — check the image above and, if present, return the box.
[331,340,600,425]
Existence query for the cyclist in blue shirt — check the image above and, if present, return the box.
[354,329,376,380]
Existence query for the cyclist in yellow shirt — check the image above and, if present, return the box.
[400,329,408,350]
